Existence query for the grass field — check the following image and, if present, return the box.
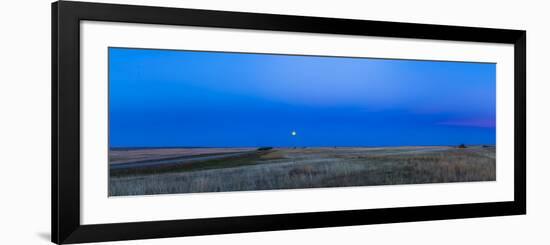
[109,146,496,196]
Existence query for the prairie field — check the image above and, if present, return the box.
[109,146,495,196]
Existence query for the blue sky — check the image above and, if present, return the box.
[109,47,496,147]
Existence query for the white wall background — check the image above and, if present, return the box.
[0,0,548,244]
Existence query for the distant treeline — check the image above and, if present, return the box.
[257,147,273,151]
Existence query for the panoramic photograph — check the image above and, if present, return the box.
[108,47,496,197]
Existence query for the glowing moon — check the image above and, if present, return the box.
[291,131,297,136]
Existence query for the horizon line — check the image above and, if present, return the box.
[109,143,496,150]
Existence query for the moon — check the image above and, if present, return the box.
[291,131,297,136]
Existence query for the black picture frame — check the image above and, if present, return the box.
[52,1,526,244]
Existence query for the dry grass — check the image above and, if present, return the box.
[109,146,495,196]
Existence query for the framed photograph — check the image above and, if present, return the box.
[52,1,526,244]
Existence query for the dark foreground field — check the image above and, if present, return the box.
[109,146,495,196]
